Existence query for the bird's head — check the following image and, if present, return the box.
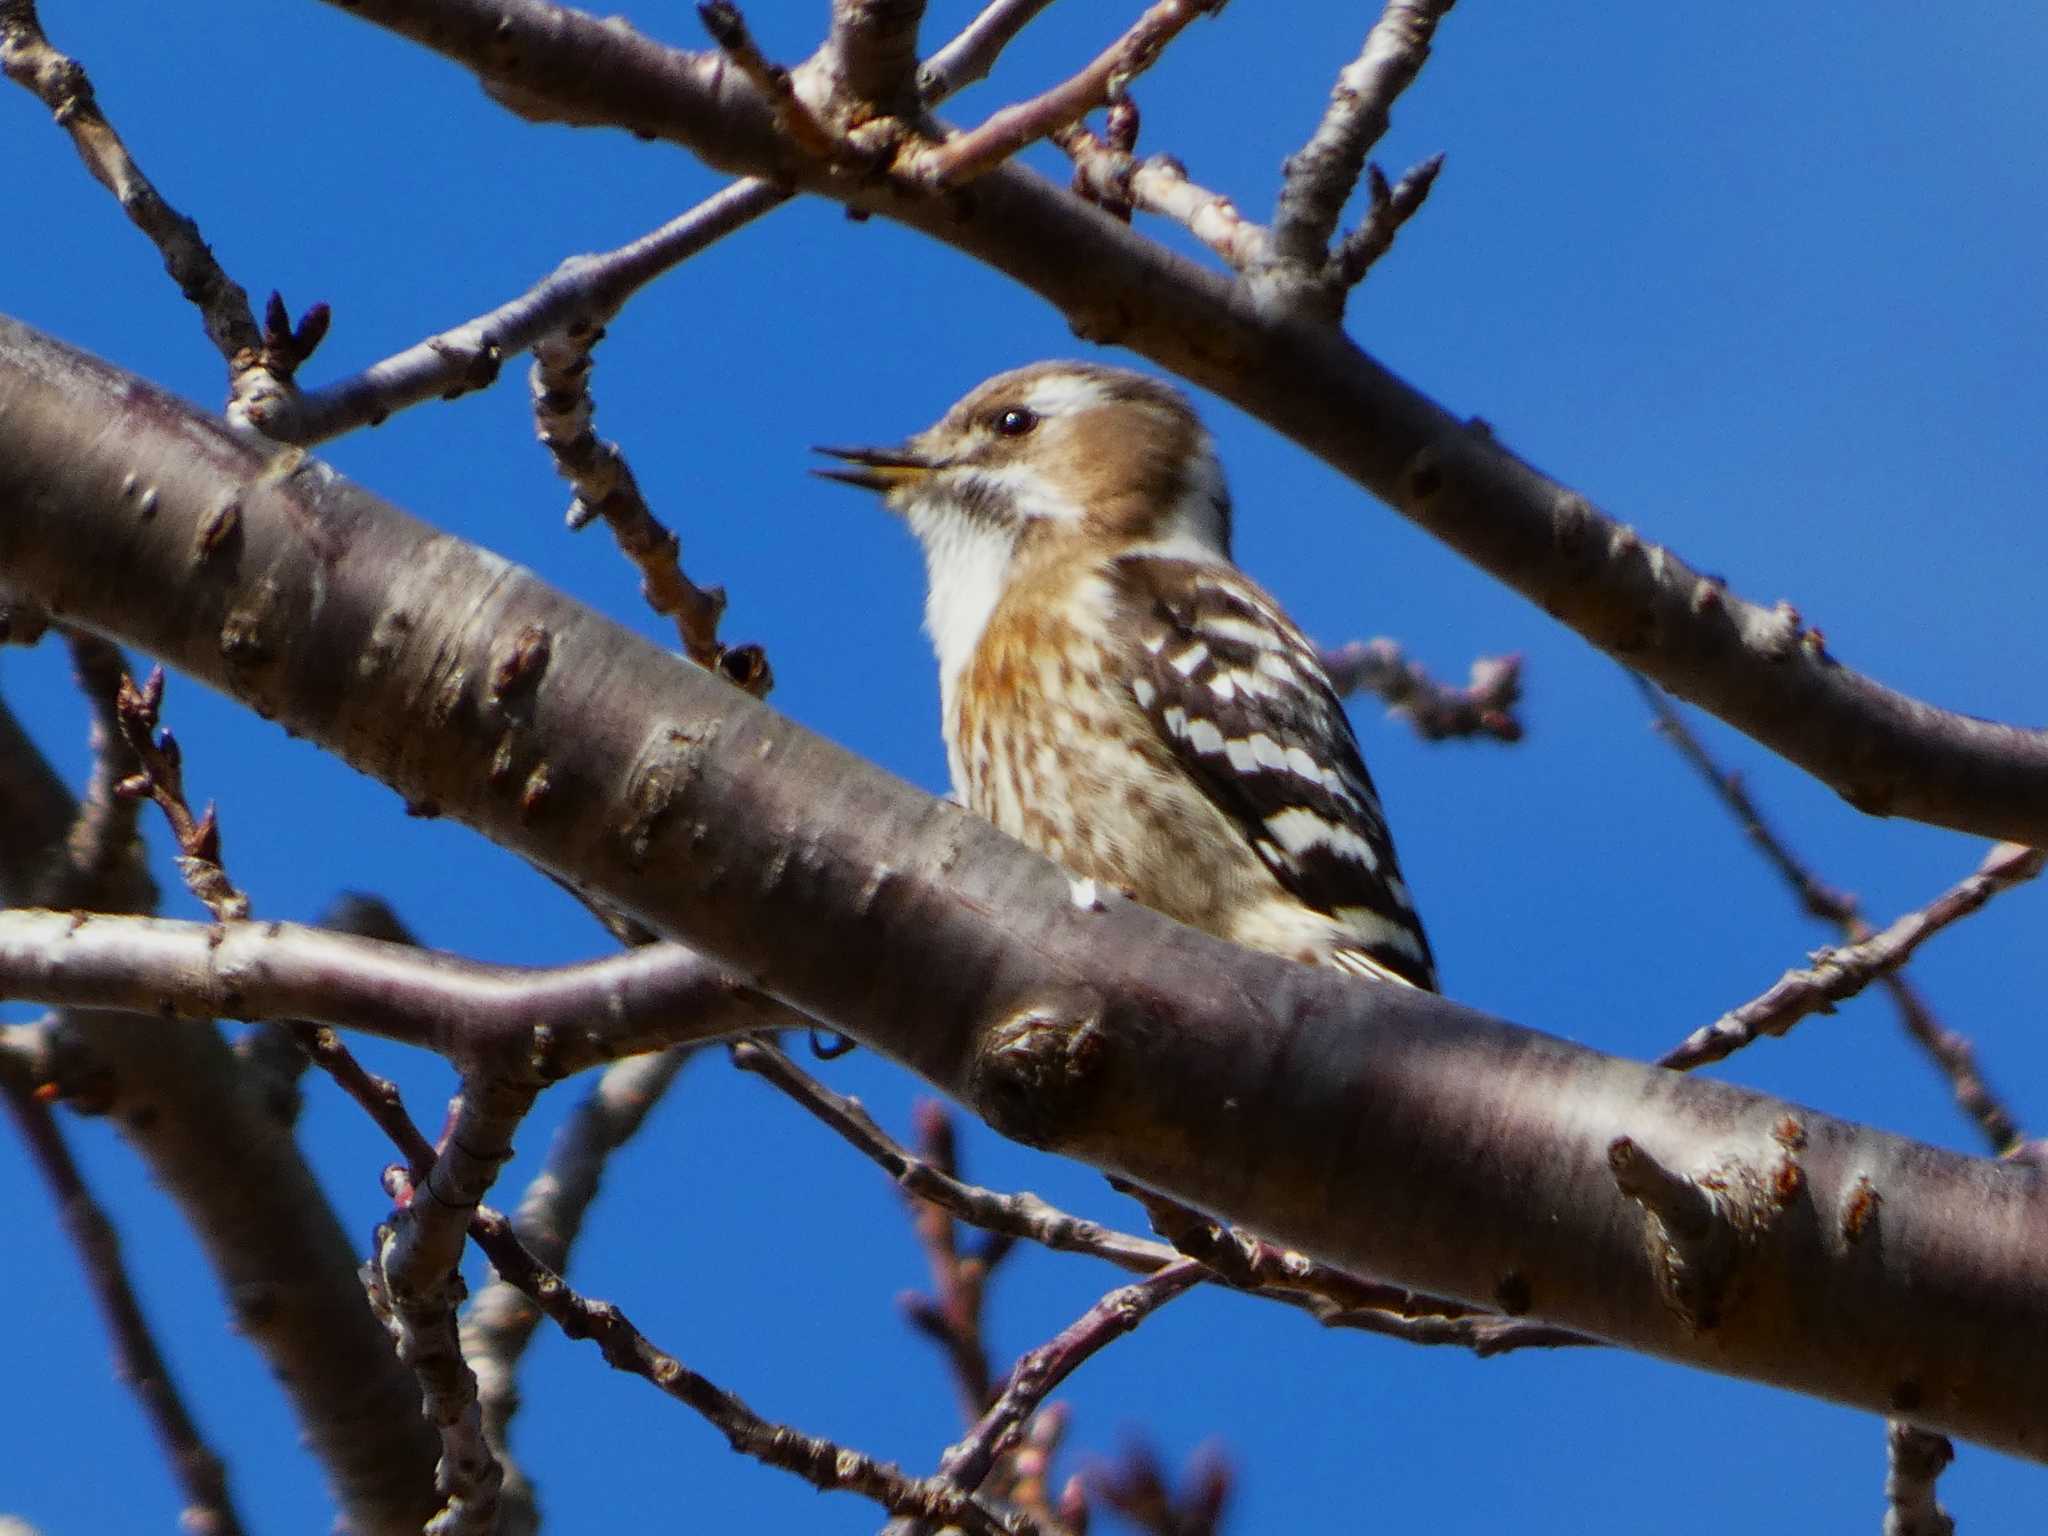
[816,361,1234,569]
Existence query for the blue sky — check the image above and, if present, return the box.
[3,2,2046,1531]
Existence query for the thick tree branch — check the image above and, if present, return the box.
[2,321,2045,1460]
[307,0,2048,847]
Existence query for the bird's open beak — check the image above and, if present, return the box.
[811,444,937,494]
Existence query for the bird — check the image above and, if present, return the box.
[816,361,1436,990]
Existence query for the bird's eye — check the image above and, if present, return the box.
[992,406,1038,437]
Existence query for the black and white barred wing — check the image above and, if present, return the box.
[1114,556,1437,990]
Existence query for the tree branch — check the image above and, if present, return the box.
[464,1046,697,1533]
[905,0,1221,186]
[0,679,442,1534]
[270,177,788,445]
[530,321,770,692]
[3,322,2045,1459]
[1635,676,2025,1152]
[916,0,1059,103]
[1321,637,1522,743]
[825,0,928,117]
[1059,120,1273,271]
[1266,0,1457,282]
[471,1211,1044,1536]
[933,1260,1204,1502]
[1659,841,2044,1071]
[0,1060,247,1536]
[0,0,259,364]
[0,912,783,1073]
[307,0,2048,848]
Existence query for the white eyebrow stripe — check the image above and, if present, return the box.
[1021,374,1112,417]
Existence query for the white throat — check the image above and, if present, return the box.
[907,501,1020,717]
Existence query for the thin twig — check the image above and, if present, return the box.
[371,1071,545,1536]
[32,632,151,912]
[917,0,1059,102]
[731,1037,1173,1273]
[273,179,786,444]
[895,1099,1016,1421]
[907,0,1221,187]
[1267,0,1457,275]
[1334,152,1444,286]
[1660,841,2046,1071]
[1884,1421,1956,1536]
[111,682,450,1164]
[348,1035,952,1536]
[233,892,418,1127]
[1058,121,1272,271]
[267,0,1035,446]
[465,1046,697,1530]
[985,1405,1077,1530]
[1635,677,2028,1151]
[1630,675,1859,922]
[0,0,259,364]
[1117,1182,1590,1355]
[731,1039,1587,1354]
[937,1260,1203,1502]
[0,1061,248,1536]
[1321,638,1523,743]
[697,2,840,159]
[472,1210,1042,1536]
[530,322,770,693]
[107,669,509,1528]
[109,668,247,923]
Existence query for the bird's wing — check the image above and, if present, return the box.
[1113,554,1437,989]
